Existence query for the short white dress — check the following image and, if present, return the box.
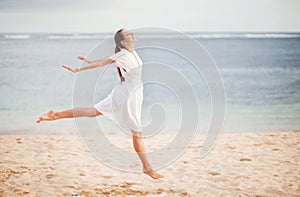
[94,48,143,132]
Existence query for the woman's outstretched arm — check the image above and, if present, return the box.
[77,55,100,64]
[62,57,115,73]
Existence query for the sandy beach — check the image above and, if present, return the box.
[0,130,299,196]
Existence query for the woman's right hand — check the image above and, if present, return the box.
[62,65,79,73]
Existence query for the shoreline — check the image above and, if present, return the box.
[0,128,298,135]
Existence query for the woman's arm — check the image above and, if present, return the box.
[77,56,103,64]
[62,57,115,73]
[116,66,125,82]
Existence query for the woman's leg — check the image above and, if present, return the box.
[36,107,102,123]
[131,130,164,179]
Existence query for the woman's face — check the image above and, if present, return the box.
[121,29,135,46]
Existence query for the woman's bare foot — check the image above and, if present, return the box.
[36,110,57,123]
[143,169,164,179]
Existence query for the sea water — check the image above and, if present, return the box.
[0,32,299,133]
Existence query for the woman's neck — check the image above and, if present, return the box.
[124,45,134,52]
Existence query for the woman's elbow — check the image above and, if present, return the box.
[107,58,115,64]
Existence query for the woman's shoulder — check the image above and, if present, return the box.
[109,49,129,60]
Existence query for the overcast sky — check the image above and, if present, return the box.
[0,0,299,33]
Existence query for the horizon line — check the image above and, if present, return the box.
[1,30,300,34]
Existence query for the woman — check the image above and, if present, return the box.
[36,29,163,180]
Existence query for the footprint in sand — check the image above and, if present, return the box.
[80,191,93,196]
[10,169,22,174]
[226,145,236,149]
[119,181,134,188]
[267,134,275,137]
[272,148,280,151]
[240,158,252,161]
[253,143,262,146]
[63,185,76,189]
[102,175,112,179]
[208,171,221,176]
[16,138,22,144]
[93,188,111,195]
[265,141,275,145]
[45,174,54,179]
[79,173,86,176]
[12,188,30,195]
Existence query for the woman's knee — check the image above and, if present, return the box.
[131,130,142,138]
[90,107,102,117]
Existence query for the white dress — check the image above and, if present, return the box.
[93,48,143,132]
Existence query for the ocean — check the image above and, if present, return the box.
[0,32,299,133]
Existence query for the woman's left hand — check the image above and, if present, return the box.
[77,56,87,62]
[120,76,125,82]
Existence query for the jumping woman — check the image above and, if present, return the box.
[36,29,164,180]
